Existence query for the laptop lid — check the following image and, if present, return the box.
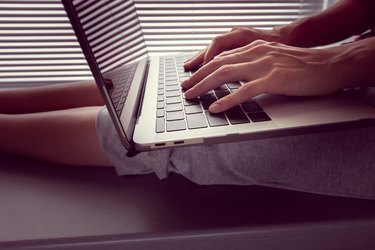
[62,0,147,155]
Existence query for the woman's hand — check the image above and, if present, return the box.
[183,27,282,71]
[182,40,362,113]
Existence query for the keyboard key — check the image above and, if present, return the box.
[166,85,180,92]
[201,102,211,110]
[241,101,263,113]
[166,96,182,104]
[111,90,123,99]
[226,82,242,89]
[156,118,165,133]
[214,85,228,91]
[157,95,164,102]
[248,111,271,122]
[226,112,250,124]
[166,90,180,97]
[226,105,243,113]
[178,72,190,78]
[214,89,231,99]
[166,80,179,86]
[166,111,184,121]
[183,98,200,106]
[205,111,229,127]
[112,96,120,105]
[166,103,183,112]
[157,102,165,109]
[167,120,186,132]
[156,109,165,118]
[185,104,203,114]
[200,93,217,104]
[186,113,208,129]
[117,101,125,113]
[179,77,189,83]
[166,75,177,80]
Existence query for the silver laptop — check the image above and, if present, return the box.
[62,0,375,156]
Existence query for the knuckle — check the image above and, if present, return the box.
[209,57,223,69]
[240,83,254,95]
[240,48,253,58]
[250,39,267,46]
[211,34,225,45]
[234,27,246,33]
[217,65,235,76]
[267,41,279,47]
[234,27,253,36]
[261,54,275,64]
[251,43,272,54]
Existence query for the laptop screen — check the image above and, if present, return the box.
[63,0,148,152]
[70,0,147,73]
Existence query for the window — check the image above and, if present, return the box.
[0,0,325,87]
[135,0,322,55]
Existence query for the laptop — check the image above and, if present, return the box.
[62,0,375,156]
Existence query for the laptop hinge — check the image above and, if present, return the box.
[126,145,140,157]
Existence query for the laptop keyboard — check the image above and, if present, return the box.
[156,55,271,133]
[104,63,138,116]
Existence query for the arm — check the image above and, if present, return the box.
[278,0,375,47]
[184,0,375,70]
[182,37,375,113]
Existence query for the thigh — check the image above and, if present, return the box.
[0,106,112,166]
[0,80,104,114]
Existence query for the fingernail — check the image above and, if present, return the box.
[180,79,189,88]
[184,89,193,98]
[183,63,189,70]
[209,103,221,113]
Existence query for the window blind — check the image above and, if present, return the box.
[0,0,323,87]
[134,0,322,55]
[0,0,92,87]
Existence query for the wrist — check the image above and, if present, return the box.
[269,17,309,46]
[332,38,375,89]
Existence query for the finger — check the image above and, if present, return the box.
[183,33,238,72]
[202,28,252,65]
[219,39,267,57]
[184,49,206,71]
[209,79,264,113]
[185,62,252,99]
[203,33,234,65]
[181,53,245,90]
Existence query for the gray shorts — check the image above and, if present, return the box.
[96,107,375,200]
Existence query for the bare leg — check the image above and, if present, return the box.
[0,106,112,166]
[0,80,104,114]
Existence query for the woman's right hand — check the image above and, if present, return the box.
[183,27,281,71]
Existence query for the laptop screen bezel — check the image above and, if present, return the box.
[62,0,135,151]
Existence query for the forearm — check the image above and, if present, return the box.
[334,37,375,88]
[273,0,375,47]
